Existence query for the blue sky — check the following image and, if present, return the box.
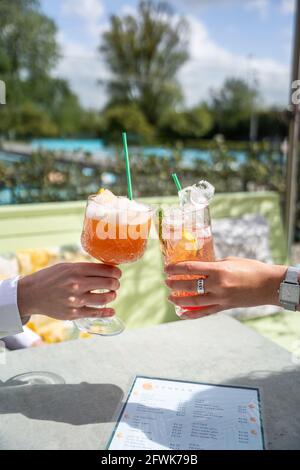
[40,0,296,109]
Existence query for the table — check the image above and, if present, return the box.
[1,314,300,450]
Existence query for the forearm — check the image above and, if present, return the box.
[17,276,35,320]
[265,264,288,307]
[166,258,294,314]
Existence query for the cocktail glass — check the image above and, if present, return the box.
[157,204,215,318]
[74,194,153,336]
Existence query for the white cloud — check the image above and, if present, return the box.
[244,0,270,18]
[54,5,290,109]
[54,33,109,109]
[54,1,109,108]
[61,0,105,39]
[173,0,270,16]
[179,15,290,107]
[280,0,296,14]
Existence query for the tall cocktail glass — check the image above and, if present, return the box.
[75,193,153,336]
[157,204,215,318]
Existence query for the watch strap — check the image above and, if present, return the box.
[279,266,300,311]
[285,266,300,284]
[280,301,297,311]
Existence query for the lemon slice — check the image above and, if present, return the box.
[181,230,198,256]
[97,188,105,194]
[169,231,198,263]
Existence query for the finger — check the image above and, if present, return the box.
[168,293,216,307]
[180,305,222,320]
[81,276,120,293]
[165,277,213,293]
[75,307,115,318]
[84,291,117,306]
[75,263,122,279]
[165,261,218,277]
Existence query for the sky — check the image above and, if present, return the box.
[40,0,296,110]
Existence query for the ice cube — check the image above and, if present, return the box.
[89,190,151,225]
[193,180,215,203]
[178,186,194,208]
[86,201,107,220]
[126,200,152,225]
[179,180,215,208]
[94,189,117,205]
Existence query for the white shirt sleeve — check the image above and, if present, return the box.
[2,326,41,350]
[0,277,23,339]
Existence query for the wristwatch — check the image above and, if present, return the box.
[279,266,300,311]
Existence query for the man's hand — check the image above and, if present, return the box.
[165,257,288,319]
[18,262,121,321]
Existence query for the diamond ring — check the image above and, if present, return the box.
[197,278,205,295]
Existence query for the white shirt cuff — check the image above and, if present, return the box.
[2,326,41,350]
[0,277,23,339]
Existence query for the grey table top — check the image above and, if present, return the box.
[0,314,300,450]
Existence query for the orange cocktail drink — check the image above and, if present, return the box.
[158,203,215,317]
[77,190,153,336]
[82,201,151,265]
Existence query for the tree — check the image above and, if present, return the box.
[0,0,68,138]
[0,0,59,80]
[45,79,82,136]
[15,102,58,138]
[210,78,259,139]
[78,110,105,138]
[256,107,288,141]
[102,104,155,143]
[100,1,189,126]
[160,105,213,141]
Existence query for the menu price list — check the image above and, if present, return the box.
[108,376,264,450]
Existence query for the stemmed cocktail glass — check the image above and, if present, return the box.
[74,192,153,336]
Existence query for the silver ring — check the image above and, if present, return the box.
[197,278,205,295]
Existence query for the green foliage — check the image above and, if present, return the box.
[0,139,286,202]
[210,78,259,139]
[2,136,298,237]
[100,0,189,125]
[160,105,213,141]
[0,0,59,79]
[0,0,290,144]
[1,152,103,204]
[102,104,155,143]
[0,0,84,139]
[256,108,288,140]
[79,110,105,137]
[14,102,58,137]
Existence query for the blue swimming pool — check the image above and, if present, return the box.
[29,139,247,165]
[31,138,106,153]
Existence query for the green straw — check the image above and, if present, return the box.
[172,173,182,192]
[122,131,133,200]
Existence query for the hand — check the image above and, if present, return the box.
[165,257,287,319]
[17,262,121,322]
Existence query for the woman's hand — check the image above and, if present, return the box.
[18,262,121,322]
[165,257,287,319]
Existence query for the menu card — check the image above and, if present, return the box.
[108,376,264,450]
